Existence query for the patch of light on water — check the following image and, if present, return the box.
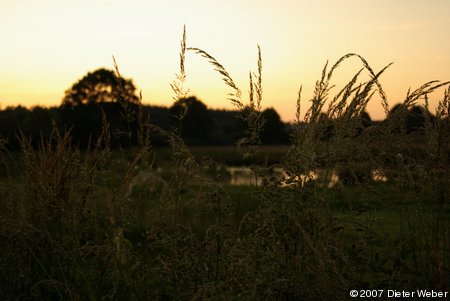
[371,168,388,182]
[226,166,388,187]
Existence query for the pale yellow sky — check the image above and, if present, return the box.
[0,0,449,121]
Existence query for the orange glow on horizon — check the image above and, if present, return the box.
[0,0,449,121]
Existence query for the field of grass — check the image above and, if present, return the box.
[0,27,449,300]
[1,141,448,300]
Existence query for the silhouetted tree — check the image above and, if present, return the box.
[22,107,59,140]
[0,106,29,149]
[352,110,372,136]
[384,103,407,133]
[406,105,430,133]
[62,68,139,107]
[60,103,102,147]
[261,108,288,144]
[208,109,242,145]
[0,106,62,149]
[359,111,372,128]
[60,68,143,147]
[389,103,405,115]
[169,96,214,145]
[387,103,433,134]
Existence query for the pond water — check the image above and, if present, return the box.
[226,166,388,187]
[129,166,388,192]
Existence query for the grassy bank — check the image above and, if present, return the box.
[1,147,448,300]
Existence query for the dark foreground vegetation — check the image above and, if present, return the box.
[0,28,449,300]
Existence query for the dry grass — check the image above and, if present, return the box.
[0,26,449,300]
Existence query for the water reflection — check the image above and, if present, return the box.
[132,166,389,188]
[226,166,263,186]
[226,166,388,186]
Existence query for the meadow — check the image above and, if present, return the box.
[0,28,449,300]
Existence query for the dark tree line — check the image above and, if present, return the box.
[0,102,290,149]
[0,69,290,149]
[1,68,445,150]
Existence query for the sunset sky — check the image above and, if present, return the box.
[0,0,449,121]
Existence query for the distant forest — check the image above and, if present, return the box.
[0,101,291,149]
[0,68,440,150]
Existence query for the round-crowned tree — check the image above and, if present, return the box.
[169,96,214,145]
[388,103,433,133]
[61,68,140,147]
[62,68,139,107]
[260,107,288,145]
